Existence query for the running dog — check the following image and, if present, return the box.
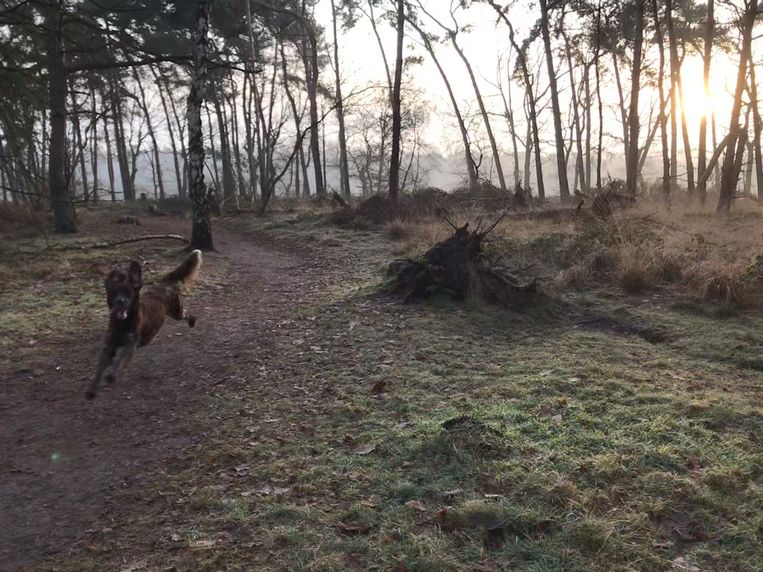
[86,250,202,400]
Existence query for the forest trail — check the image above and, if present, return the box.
[0,218,323,570]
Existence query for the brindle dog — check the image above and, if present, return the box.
[86,250,202,400]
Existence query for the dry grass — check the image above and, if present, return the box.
[0,202,47,239]
[391,198,763,310]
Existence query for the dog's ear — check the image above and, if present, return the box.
[127,261,143,290]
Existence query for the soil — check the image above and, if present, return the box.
[0,216,330,570]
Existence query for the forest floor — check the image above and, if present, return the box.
[0,204,761,571]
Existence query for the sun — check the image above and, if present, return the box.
[678,57,731,128]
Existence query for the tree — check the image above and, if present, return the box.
[330,0,352,198]
[717,0,759,214]
[696,0,714,204]
[187,1,214,250]
[389,0,405,202]
[625,0,645,199]
[539,0,570,201]
[406,11,478,190]
[44,0,76,232]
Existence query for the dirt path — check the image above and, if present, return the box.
[0,219,324,570]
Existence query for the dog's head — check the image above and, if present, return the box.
[105,261,142,321]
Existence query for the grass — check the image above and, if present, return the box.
[4,204,762,571]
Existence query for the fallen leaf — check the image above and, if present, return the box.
[404,500,427,512]
[170,533,182,542]
[352,443,376,455]
[371,380,387,394]
[189,539,216,550]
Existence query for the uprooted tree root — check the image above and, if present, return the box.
[384,224,541,309]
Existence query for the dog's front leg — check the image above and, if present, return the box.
[86,346,114,400]
[104,334,138,384]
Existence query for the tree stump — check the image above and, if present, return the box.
[385,225,540,309]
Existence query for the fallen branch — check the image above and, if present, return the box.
[48,234,188,251]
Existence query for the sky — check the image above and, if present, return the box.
[311,0,744,179]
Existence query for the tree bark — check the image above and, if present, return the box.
[561,24,586,194]
[748,50,763,200]
[69,88,89,202]
[409,17,477,190]
[697,0,714,204]
[486,1,544,198]
[540,0,570,201]
[212,81,236,208]
[188,1,214,250]
[625,0,645,199]
[650,0,671,202]
[303,29,325,196]
[666,2,695,194]
[331,0,352,198]
[133,68,166,200]
[717,0,757,214]
[45,0,76,232]
[388,0,405,202]
[150,65,184,199]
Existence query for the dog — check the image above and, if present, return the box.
[85,249,202,400]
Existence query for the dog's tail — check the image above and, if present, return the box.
[161,249,202,284]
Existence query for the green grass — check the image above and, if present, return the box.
[6,211,761,571]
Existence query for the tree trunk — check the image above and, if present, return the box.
[227,80,246,200]
[205,103,221,192]
[365,0,393,97]
[561,25,586,194]
[89,82,99,202]
[611,51,630,161]
[487,0,545,198]
[650,0,671,202]
[212,83,236,208]
[388,0,405,202]
[133,68,166,200]
[625,0,644,199]
[666,1,696,195]
[102,109,116,202]
[450,34,507,193]
[45,0,76,232]
[70,88,89,203]
[279,40,306,198]
[697,0,714,204]
[540,0,570,201]
[331,0,352,199]
[303,32,325,196]
[717,0,757,214]
[151,65,184,199]
[666,0,679,187]
[163,73,189,197]
[748,50,763,200]
[409,17,477,190]
[584,62,592,192]
[109,73,134,201]
[188,1,214,250]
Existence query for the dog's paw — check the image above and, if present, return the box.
[85,390,96,400]
[104,369,116,384]
[188,315,197,328]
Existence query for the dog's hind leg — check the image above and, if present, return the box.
[86,346,114,400]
